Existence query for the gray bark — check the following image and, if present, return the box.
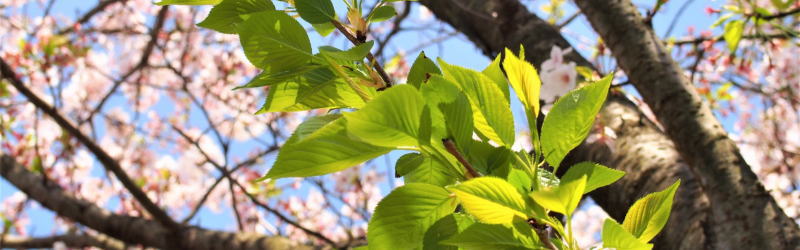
[574,0,800,249]
[0,155,313,250]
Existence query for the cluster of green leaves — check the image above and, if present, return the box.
[158,0,680,249]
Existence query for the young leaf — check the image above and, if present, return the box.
[369,5,397,22]
[622,180,681,242]
[602,219,653,250]
[262,118,392,179]
[395,153,458,186]
[284,114,342,145]
[441,222,539,249]
[256,79,368,113]
[481,54,510,100]
[502,47,541,122]
[448,177,529,224]
[407,52,441,88]
[197,0,275,34]
[438,60,515,147]
[155,0,221,5]
[318,41,374,61]
[529,175,587,215]
[238,11,313,72]
[345,84,425,147]
[423,213,475,250]
[723,20,745,52]
[541,74,612,171]
[562,162,625,194]
[312,22,336,37]
[295,0,336,24]
[368,183,458,250]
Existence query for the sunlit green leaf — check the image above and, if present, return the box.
[238,11,312,72]
[441,221,539,249]
[448,177,528,224]
[602,219,653,250]
[529,175,586,215]
[395,153,458,186]
[541,74,612,171]
[562,162,625,194]
[345,84,424,147]
[723,20,745,52]
[263,118,391,179]
[622,180,681,242]
[423,213,475,250]
[407,52,441,88]
[368,183,458,249]
[197,0,275,34]
[369,5,397,22]
[295,0,336,24]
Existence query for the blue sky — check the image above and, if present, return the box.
[1,0,726,237]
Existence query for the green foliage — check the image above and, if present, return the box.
[177,0,681,247]
[622,180,681,242]
[197,0,275,34]
[602,219,653,250]
[368,183,458,249]
[562,162,625,194]
[541,74,612,171]
[449,177,529,224]
[295,0,336,24]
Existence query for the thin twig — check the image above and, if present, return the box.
[0,58,179,231]
[442,139,480,179]
[331,20,393,89]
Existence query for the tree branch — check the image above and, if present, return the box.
[331,20,393,89]
[574,0,800,248]
[0,154,312,250]
[0,57,180,231]
[1,233,125,250]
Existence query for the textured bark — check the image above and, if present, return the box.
[1,233,125,250]
[574,0,800,249]
[418,0,716,248]
[0,155,312,250]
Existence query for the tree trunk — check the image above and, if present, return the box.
[418,0,797,248]
[573,0,800,249]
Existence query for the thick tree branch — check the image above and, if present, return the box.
[0,154,311,250]
[574,0,800,248]
[418,0,714,248]
[0,58,179,231]
[1,233,125,250]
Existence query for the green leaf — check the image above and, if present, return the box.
[312,22,336,37]
[723,20,745,52]
[156,0,221,5]
[235,65,321,89]
[711,13,735,28]
[464,140,513,176]
[345,84,424,147]
[622,180,680,242]
[368,183,458,250]
[541,74,612,171]
[602,219,653,250]
[439,90,473,152]
[423,213,475,250]
[562,162,625,194]
[262,118,391,179]
[502,47,541,122]
[441,222,538,249]
[407,52,441,88]
[395,153,458,186]
[197,0,275,34]
[529,175,586,215]
[481,54,510,100]
[448,177,528,224]
[506,168,532,194]
[284,114,341,145]
[256,78,368,113]
[319,41,374,61]
[438,60,515,147]
[295,0,336,24]
[238,11,312,72]
[369,5,397,22]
